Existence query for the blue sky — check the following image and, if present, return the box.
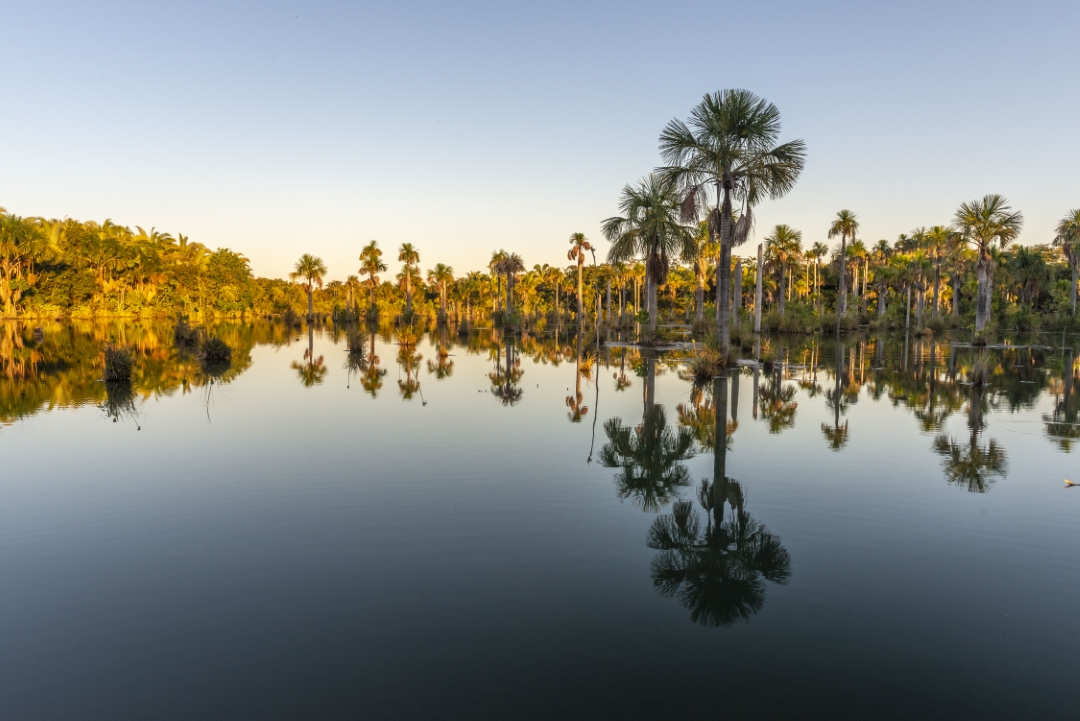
[2,0,1077,280]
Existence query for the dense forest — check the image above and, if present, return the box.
[4,202,1080,338]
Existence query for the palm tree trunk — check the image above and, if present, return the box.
[576,259,584,326]
[933,259,941,318]
[754,243,763,334]
[878,283,887,318]
[307,286,314,322]
[778,261,787,318]
[975,251,993,331]
[717,190,734,354]
[836,235,848,335]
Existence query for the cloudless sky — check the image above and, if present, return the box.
[2,0,1077,280]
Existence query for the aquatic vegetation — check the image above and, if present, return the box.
[102,344,133,381]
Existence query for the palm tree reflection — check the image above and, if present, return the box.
[600,403,694,513]
[649,374,790,626]
[821,342,849,450]
[490,336,524,405]
[933,379,1007,492]
[292,325,327,387]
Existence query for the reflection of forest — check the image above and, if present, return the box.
[4,321,1078,477]
[0,320,272,427]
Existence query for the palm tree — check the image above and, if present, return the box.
[659,89,807,353]
[567,233,591,325]
[954,195,1024,331]
[289,254,327,322]
[923,226,956,318]
[489,250,508,312]
[603,174,695,333]
[1009,245,1049,307]
[810,241,829,311]
[358,241,387,318]
[503,252,525,315]
[828,210,859,330]
[427,263,454,320]
[344,275,363,316]
[1053,209,1080,316]
[764,224,802,318]
[397,243,421,316]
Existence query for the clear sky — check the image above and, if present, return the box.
[2,0,1077,280]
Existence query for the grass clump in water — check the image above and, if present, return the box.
[103,344,133,381]
[197,336,233,364]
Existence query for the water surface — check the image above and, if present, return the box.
[2,322,1079,720]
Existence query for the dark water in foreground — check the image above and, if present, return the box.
[2,321,1079,720]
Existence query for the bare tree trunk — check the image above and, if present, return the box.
[1072,261,1077,317]
[732,260,742,331]
[905,286,911,329]
[646,269,657,333]
[952,271,961,321]
[754,244,763,334]
[861,258,868,314]
[606,281,612,325]
[695,266,704,323]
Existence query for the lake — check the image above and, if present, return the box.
[2,320,1079,720]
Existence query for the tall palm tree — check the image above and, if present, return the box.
[427,263,454,320]
[489,250,508,312]
[397,243,421,315]
[359,241,387,318]
[603,174,695,333]
[344,275,362,316]
[567,233,591,325]
[828,210,859,330]
[810,241,829,311]
[923,226,956,318]
[954,195,1024,331]
[290,254,327,322]
[764,224,802,318]
[503,252,525,315]
[659,89,807,353]
[1052,209,1080,316]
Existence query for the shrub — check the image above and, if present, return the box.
[103,344,133,381]
[197,336,233,364]
[346,329,367,359]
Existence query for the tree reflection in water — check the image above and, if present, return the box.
[933,380,1007,493]
[100,379,140,428]
[292,325,327,387]
[649,374,790,626]
[490,335,524,406]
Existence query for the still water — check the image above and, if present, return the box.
[2,321,1079,720]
